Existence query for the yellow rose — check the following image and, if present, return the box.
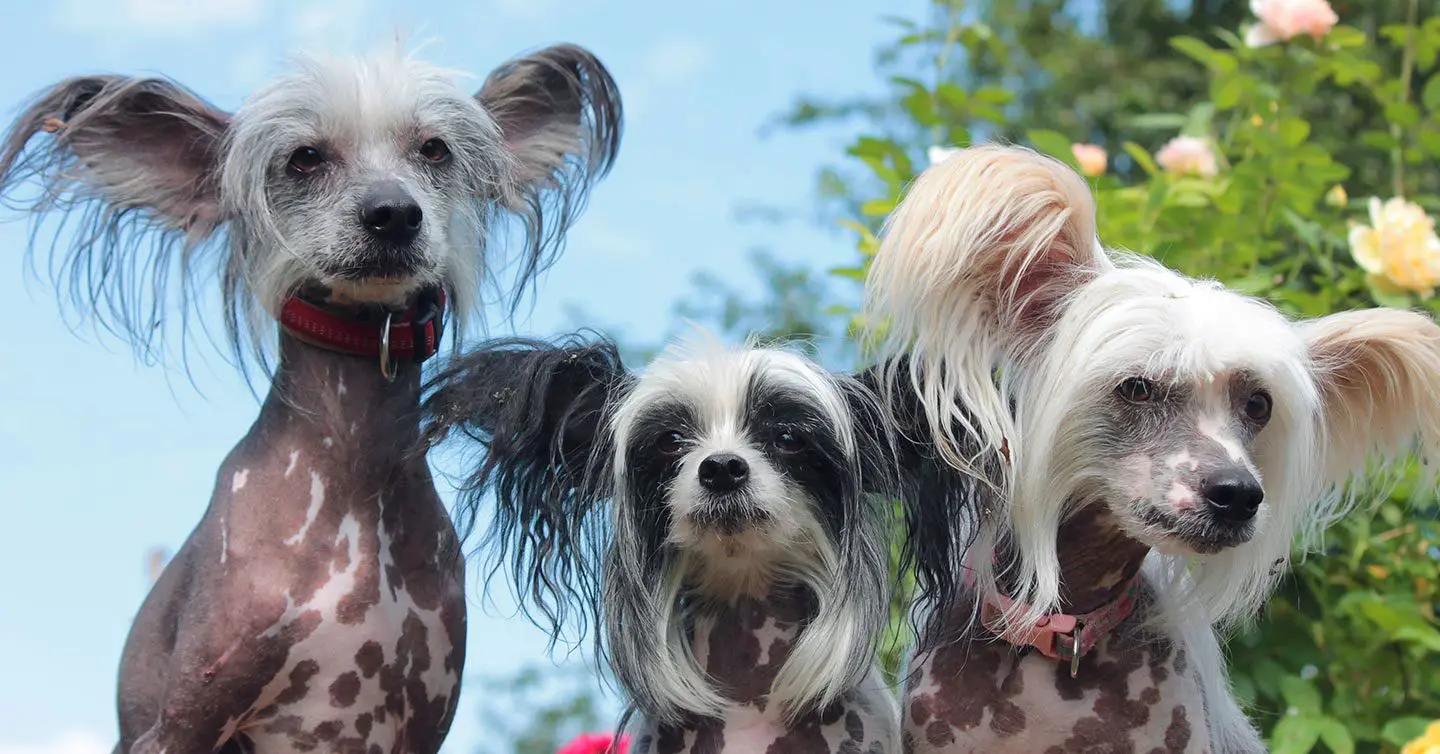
[1348,197,1440,298]
[1402,720,1440,754]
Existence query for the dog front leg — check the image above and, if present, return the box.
[124,594,301,754]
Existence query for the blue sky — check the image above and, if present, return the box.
[0,1,921,752]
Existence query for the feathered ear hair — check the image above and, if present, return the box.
[421,331,627,641]
[476,44,623,311]
[865,143,1109,480]
[1303,307,1440,517]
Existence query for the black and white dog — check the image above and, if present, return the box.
[1,45,621,754]
[422,331,983,753]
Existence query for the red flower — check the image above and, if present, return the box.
[557,732,631,754]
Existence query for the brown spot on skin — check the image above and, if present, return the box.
[907,621,1028,743]
[765,702,845,752]
[1164,705,1191,752]
[314,720,343,740]
[275,660,321,705]
[355,713,373,739]
[330,672,361,707]
[694,590,811,705]
[356,641,385,678]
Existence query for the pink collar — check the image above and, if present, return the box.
[971,565,1142,677]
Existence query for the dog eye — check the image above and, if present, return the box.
[774,430,806,453]
[1244,390,1272,424]
[419,138,451,163]
[287,146,324,175]
[655,431,685,455]
[1116,377,1154,403]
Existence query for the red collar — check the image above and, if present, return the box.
[967,559,1142,677]
[279,288,446,365]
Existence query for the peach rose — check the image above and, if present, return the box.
[1246,0,1338,47]
[1155,136,1219,177]
[1071,143,1107,176]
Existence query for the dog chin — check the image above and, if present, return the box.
[1134,507,1254,555]
[323,276,425,307]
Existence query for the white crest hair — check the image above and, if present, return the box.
[0,42,621,372]
[867,143,1440,629]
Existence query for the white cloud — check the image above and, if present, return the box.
[0,731,111,754]
[490,0,558,21]
[54,0,268,36]
[640,36,712,86]
[624,35,713,122]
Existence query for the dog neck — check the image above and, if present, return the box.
[991,504,1149,615]
[687,586,815,706]
[265,327,425,450]
[1050,505,1151,614]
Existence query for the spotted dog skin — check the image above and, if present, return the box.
[115,333,466,754]
[903,508,1213,754]
[631,591,899,754]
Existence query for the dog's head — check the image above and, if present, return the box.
[868,143,1440,623]
[0,45,621,361]
[423,330,903,725]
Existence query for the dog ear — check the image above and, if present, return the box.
[422,333,626,638]
[476,45,623,295]
[854,361,997,651]
[1302,308,1440,487]
[864,143,1109,471]
[0,76,230,349]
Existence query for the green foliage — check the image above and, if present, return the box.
[473,662,617,754]
[823,2,1440,751]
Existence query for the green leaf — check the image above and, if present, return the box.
[972,86,1014,105]
[1027,129,1074,162]
[1386,102,1421,128]
[1393,625,1440,652]
[1271,715,1322,754]
[936,83,969,111]
[1211,72,1246,110]
[1313,718,1355,754]
[1123,142,1161,177]
[1277,118,1311,147]
[1424,75,1440,112]
[1360,130,1400,151]
[1382,717,1434,747]
[1171,36,1237,72]
[1280,676,1323,716]
[1125,113,1188,130]
[860,198,895,218]
[1326,25,1367,48]
[1420,129,1440,158]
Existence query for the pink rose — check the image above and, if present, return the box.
[1070,143,1107,177]
[1155,136,1219,177]
[558,732,631,754]
[1246,0,1338,47]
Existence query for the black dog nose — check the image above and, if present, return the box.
[1201,469,1264,523]
[360,182,422,245]
[698,453,749,493]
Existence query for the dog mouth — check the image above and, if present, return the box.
[1135,506,1254,554]
[324,252,430,281]
[688,498,771,536]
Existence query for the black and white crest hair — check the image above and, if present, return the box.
[0,44,622,368]
[423,330,986,726]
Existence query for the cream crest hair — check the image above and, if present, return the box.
[866,143,1440,631]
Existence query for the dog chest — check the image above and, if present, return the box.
[232,512,461,754]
